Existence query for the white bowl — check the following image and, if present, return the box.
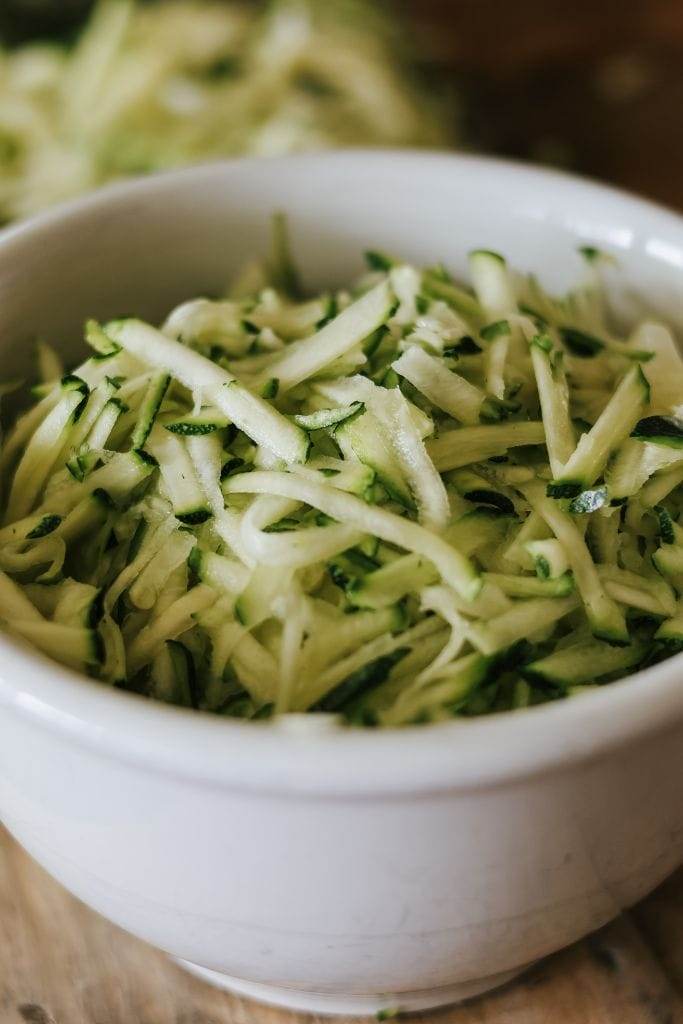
[0,151,683,1016]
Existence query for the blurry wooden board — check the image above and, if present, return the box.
[402,0,683,210]
[1,826,683,1024]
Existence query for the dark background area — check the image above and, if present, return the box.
[2,0,682,210]
[401,0,683,210]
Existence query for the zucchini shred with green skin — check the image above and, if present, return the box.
[0,228,681,727]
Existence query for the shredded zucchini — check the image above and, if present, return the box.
[0,225,680,725]
[0,0,453,223]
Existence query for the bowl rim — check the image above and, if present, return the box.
[1,148,683,797]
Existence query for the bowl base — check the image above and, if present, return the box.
[176,959,526,1016]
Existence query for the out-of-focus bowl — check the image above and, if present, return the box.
[0,152,682,1015]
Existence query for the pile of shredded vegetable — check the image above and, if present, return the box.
[1,227,682,726]
[0,0,452,221]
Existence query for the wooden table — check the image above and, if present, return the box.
[2,825,683,1024]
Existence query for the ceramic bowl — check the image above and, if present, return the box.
[0,152,682,1015]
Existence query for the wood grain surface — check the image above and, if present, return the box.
[0,825,682,1024]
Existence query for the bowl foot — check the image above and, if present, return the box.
[176,959,526,1015]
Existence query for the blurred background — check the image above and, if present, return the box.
[0,0,681,222]
[404,0,683,208]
